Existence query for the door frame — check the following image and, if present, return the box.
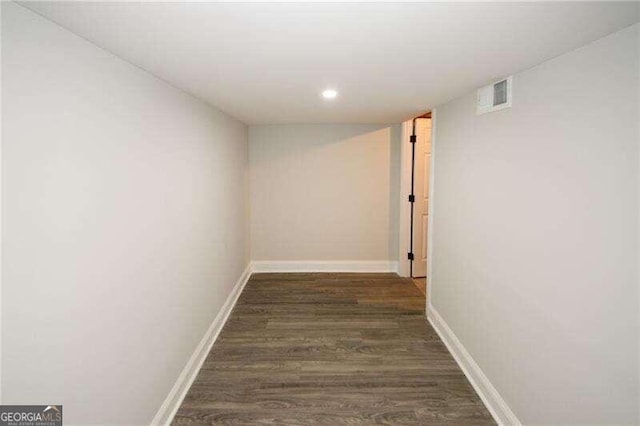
[397,120,412,277]
[397,109,437,290]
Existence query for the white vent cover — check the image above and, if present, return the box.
[477,76,512,115]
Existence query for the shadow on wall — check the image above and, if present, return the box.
[249,124,401,262]
[249,124,395,162]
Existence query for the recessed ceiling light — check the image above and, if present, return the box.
[322,89,338,99]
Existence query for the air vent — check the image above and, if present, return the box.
[477,76,512,115]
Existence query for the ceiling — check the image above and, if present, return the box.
[21,1,639,125]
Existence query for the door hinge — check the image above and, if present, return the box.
[408,194,415,203]
[410,135,417,143]
[407,252,414,260]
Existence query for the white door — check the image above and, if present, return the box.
[412,118,431,277]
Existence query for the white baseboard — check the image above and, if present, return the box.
[427,304,521,426]
[251,260,398,273]
[151,264,253,426]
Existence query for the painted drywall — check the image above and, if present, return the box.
[250,124,400,263]
[431,24,639,424]
[1,3,249,424]
[0,0,4,406]
[637,24,640,425]
[21,2,640,124]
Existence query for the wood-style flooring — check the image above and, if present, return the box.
[412,277,427,296]
[173,273,494,425]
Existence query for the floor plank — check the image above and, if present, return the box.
[173,273,494,425]
[412,277,427,296]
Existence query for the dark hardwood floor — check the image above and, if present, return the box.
[173,273,494,425]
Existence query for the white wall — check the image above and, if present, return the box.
[1,3,249,424]
[0,0,4,405]
[249,124,399,265]
[637,25,640,425]
[430,24,639,424]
